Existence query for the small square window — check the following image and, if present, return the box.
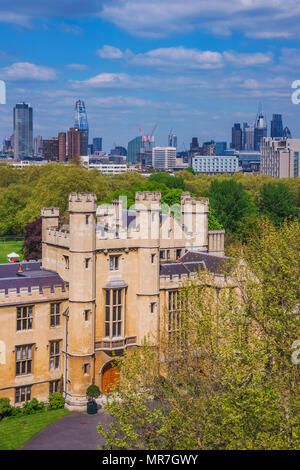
[150,302,156,313]
[110,255,119,271]
[85,258,90,269]
[83,363,89,375]
[151,254,155,264]
[84,310,89,321]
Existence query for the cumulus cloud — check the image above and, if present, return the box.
[96,45,273,69]
[1,62,57,81]
[97,45,124,59]
[100,0,300,39]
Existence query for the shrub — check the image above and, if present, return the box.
[11,406,22,416]
[86,384,100,400]
[49,392,65,409]
[0,398,13,418]
[22,398,45,415]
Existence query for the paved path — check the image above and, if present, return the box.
[22,410,110,450]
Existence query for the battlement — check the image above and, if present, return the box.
[0,283,68,305]
[68,193,97,213]
[45,227,70,247]
[181,192,209,208]
[135,191,161,202]
[41,207,60,218]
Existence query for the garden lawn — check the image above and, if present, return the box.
[0,240,23,263]
[0,408,70,450]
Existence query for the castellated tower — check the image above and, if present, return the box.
[181,192,209,250]
[66,193,97,409]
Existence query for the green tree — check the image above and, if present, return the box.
[206,179,255,234]
[256,182,298,226]
[98,220,300,450]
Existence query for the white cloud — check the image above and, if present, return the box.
[1,62,57,81]
[97,45,273,69]
[128,47,224,69]
[97,45,124,59]
[223,51,273,67]
[100,0,300,39]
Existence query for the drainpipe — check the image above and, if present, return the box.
[63,307,69,399]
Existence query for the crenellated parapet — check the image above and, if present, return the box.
[68,192,97,213]
[0,283,68,305]
[44,227,70,247]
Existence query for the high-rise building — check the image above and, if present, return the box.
[58,132,67,162]
[93,137,102,153]
[74,100,88,156]
[202,140,216,156]
[216,142,227,156]
[261,137,300,178]
[190,137,199,151]
[68,127,85,159]
[127,136,143,163]
[231,123,243,150]
[152,147,177,170]
[271,114,284,138]
[43,138,59,161]
[244,126,255,151]
[254,110,267,151]
[13,102,33,160]
[34,136,43,157]
[283,126,292,139]
[168,133,177,149]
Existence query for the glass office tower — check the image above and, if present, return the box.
[13,102,33,160]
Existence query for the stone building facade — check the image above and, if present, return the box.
[0,191,226,409]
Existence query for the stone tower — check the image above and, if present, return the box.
[66,193,97,409]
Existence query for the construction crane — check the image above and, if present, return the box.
[138,125,157,152]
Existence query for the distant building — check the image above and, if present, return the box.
[67,127,86,159]
[128,136,143,163]
[202,140,216,156]
[216,142,227,156]
[43,138,59,161]
[93,137,102,153]
[168,134,177,149]
[231,123,243,151]
[236,151,260,173]
[74,100,88,156]
[58,132,67,163]
[271,114,284,138]
[283,126,292,139]
[254,111,267,151]
[13,102,33,160]
[88,163,127,174]
[192,155,239,175]
[152,147,177,170]
[244,126,255,151]
[34,136,43,157]
[261,138,300,178]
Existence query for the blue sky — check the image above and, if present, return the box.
[0,0,300,151]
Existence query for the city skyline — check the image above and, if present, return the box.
[0,1,300,149]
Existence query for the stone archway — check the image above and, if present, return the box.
[101,360,120,393]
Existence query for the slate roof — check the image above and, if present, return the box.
[0,261,65,294]
[160,250,229,279]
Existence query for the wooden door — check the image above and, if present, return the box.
[102,362,120,393]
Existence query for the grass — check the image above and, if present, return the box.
[0,408,70,450]
[0,240,23,263]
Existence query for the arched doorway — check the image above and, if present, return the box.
[102,361,120,393]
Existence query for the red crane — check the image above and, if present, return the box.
[138,125,157,152]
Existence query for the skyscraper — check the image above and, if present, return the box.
[43,138,59,161]
[231,123,243,150]
[74,100,88,155]
[254,110,267,151]
[271,114,284,138]
[168,133,177,149]
[283,126,292,139]
[68,127,85,159]
[58,132,67,162]
[34,136,43,157]
[127,136,143,163]
[93,137,102,153]
[13,102,33,160]
[216,142,227,156]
